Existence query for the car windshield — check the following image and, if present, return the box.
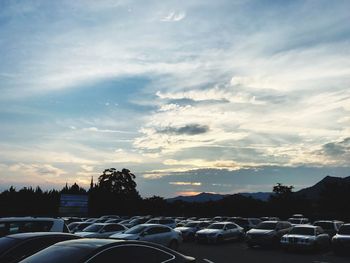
[147,219,158,224]
[314,222,333,230]
[82,224,104,232]
[290,227,315,235]
[0,237,18,254]
[184,222,198,227]
[76,223,90,231]
[208,224,225,229]
[338,225,350,235]
[256,222,277,230]
[124,225,148,234]
[232,219,248,225]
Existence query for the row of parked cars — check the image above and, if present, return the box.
[0,214,349,262]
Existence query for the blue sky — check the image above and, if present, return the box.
[0,0,349,197]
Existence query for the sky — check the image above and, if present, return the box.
[0,0,349,198]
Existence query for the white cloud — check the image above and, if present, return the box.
[161,11,186,22]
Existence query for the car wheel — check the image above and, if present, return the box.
[169,240,179,250]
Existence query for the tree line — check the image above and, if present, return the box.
[0,168,349,221]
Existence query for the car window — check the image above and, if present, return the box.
[0,223,7,236]
[87,245,174,263]
[23,221,54,232]
[9,223,21,234]
[226,224,237,230]
[148,227,170,235]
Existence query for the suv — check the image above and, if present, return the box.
[0,217,68,237]
[246,221,292,247]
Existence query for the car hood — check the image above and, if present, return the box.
[110,233,139,240]
[197,229,221,234]
[247,229,275,235]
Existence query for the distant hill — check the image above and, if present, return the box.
[167,191,272,203]
[167,192,226,203]
[296,175,350,200]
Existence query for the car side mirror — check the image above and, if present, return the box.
[141,231,148,236]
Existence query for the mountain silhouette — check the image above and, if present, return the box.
[296,175,350,200]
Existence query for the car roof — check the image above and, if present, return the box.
[293,225,317,229]
[5,232,79,240]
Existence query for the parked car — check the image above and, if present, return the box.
[313,220,343,237]
[110,224,182,250]
[175,221,211,241]
[332,223,350,255]
[146,218,177,228]
[229,217,262,231]
[246,221,292,248]
[195,222,244,244]
[68,222,93,233]
[75,223,127,238]
[0,217,69,237]
[281,225,330,251]
[19,239,196,263]
[288,217,310,226]
[0,232,80,263]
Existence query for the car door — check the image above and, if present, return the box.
[155,227,173,246]
[141,226,162,245]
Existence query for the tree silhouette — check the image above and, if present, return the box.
[98,168,138,195]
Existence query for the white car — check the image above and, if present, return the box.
[195,222,244,243]
[75,223,127,238]
[281,225,330,250]
[0,217,69,237]
[110,223,182,250]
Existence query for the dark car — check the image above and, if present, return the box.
[332,223,350,254]
[313,220,343,237]
[0,232,80,263]
[19,239,196,263]
[246,221,292,247]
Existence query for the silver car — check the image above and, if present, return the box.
[110,224,182,250]
[75,223,127,238]
[281,225,330,250]
[175,221,211,241]
[195,222,244,244]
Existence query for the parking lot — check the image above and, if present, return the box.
[179,241,350,263]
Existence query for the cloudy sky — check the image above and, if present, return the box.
[0,0,349,197]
